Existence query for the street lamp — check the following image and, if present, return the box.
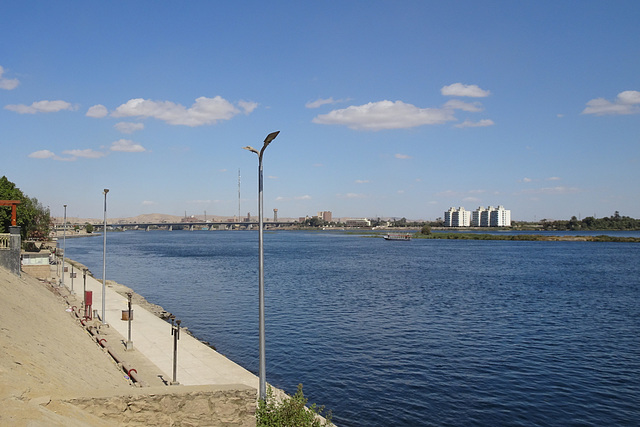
[243,130,279,402]
[102,189,109,324]
[61,204,67,287]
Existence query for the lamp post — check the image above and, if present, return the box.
[243,130,280,402]
[102,189,109,324]
[61,204,67,287]
[126,292,133,350]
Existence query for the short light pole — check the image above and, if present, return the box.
[102,189,109,325]
[170,315,181,385]
[243,130,280,402]
[61,204,67,287]
[70,264,75,294]
[126,292,133,350]
[83,268,87,304]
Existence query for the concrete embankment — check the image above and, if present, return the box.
[0,263,257,426]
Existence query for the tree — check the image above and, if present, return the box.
[85,223,94,233]
[0,176,51,240]
[420,224,432,235]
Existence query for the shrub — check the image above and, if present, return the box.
[257,384,332,427]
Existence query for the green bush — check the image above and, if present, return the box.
[257,384,332,427]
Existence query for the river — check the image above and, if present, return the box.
[63,230,640,426]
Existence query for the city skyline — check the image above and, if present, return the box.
[1,2,639,222]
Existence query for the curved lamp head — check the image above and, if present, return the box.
[103,189,109,195]
[264,131,280,145]
[243,146,259,155]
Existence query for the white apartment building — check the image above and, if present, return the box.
[444,207,471,227]
[490,205,511,227]
[447,205,511,227]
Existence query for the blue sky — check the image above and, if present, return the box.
[1,1,639,221]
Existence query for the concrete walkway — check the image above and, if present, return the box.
[61,261,259,390]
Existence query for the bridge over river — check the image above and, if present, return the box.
[90,221,297,232]
[54,221,297,233]
[93,221,297,231]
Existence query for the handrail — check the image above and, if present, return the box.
[0,233,10,249]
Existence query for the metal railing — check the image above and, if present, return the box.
[0,233,10,249]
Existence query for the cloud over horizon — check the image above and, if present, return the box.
[312,100,456,131]
[110,139,146,152]
[111,96,256,126]
[5,100,74,114]
[441,83,491,98]
[0,65,19,90]
[582,90,640,115]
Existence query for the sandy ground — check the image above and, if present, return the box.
[1,255,260,427]
[0,267,133,426]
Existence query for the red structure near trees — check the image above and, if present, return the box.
[0,200,21,226]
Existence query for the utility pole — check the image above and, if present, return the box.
[238,169,241,222]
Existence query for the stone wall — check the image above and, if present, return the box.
[0,226,21,276]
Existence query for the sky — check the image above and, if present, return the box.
[1,1,639,222]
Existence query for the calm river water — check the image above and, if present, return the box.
[63,230,640,426]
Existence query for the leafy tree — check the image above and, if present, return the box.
[85,223,94,233]
[257,384,332,427]
[420,224,432,235]
[391,217,407,227]
[0,176,51,240]
[304,216,325,227]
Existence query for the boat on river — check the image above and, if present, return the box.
[383,233,412,241]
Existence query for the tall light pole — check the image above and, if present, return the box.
[102,189,109,324]
[61,204,67,287]
[243,130,279,402]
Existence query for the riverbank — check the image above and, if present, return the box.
[413,232,640,242]
[0,262,257,425]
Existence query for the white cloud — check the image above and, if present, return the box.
[5,100,74,114]
[463,196,481,202]
[27,150,75,161]
[395,153,411,159]
[0,65,19,90]
[522,177,533,183]
[582,90,640,115]
[305,97,350,109]
[142,200,157,206]
[306,97,337,109]
[313,100,455,131]
[62,149,106,159]
[28,150,56,159]
[114,122,145,134]
[355,179,370,184]
[443,99,483,112]
[238,100,258,114]
[441,83,491,98]
[86,104,108,118]
[455,119,495,128]
[546,176,561,181]
[110,139,146,152]
[112,96,253,126]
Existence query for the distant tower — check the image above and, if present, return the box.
[273,208,278,222]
